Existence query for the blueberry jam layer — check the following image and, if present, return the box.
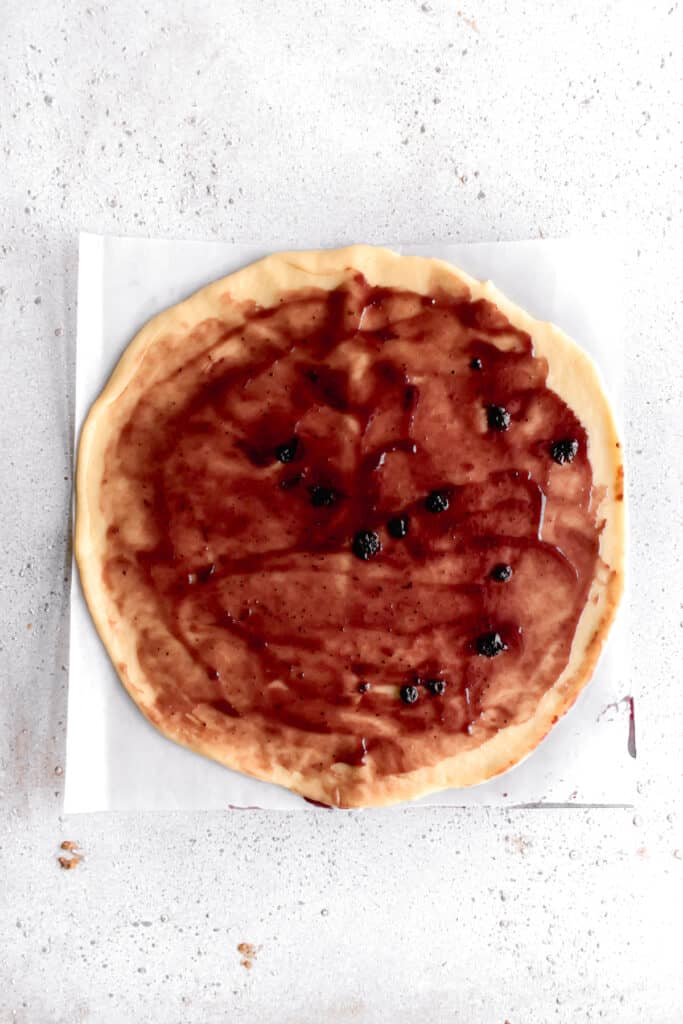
[101,274,599,775]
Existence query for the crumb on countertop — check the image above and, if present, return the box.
[237,941,258,969]
[57,840,82,869]
[58,855,82,870]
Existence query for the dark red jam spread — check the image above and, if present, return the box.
[101,274,599,775]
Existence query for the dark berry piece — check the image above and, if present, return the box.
[490,563,513,583]
[375,327,398,342]
[195,563,216,583]
[358,682,371,694]
[280,472,302,490]
[352,530,382,561]
[475,631,507,657]
[486,404,511,432]
[400,684,420,705]
[403,384,419,410]
[550,438,579,464]
[470,357,483,371]
[275,437,299,463]
[387,514,410,539]
[309,485,337,507]
[426,678,447,696]
[425,489,450,514]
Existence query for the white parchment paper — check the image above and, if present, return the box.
[65,234,633,812]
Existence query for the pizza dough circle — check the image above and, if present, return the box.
[76,246,624,807]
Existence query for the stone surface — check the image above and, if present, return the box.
[1,1,682,1021]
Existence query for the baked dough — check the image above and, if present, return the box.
[75,246,624,807]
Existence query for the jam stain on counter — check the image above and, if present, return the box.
[101,274,600,779]
[57,840,83,870]
[237,942,258,969]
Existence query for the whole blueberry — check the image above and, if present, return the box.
[275,437,299,463]
[400,684,420,705]
[475,631,507,657]
[387,514,410,539]
[309,485,337,507]
[352,530,382,561]
[486,405,511,432]
[425,490,450,514]
[550,438,579,464]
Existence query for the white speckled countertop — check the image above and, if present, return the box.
[1,2,682,1021]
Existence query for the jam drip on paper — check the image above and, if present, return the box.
[101,273,599,776]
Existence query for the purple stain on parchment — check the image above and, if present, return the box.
[597,695,636,759]
[627,696,637,759]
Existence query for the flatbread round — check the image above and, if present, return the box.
[76,245,624,807]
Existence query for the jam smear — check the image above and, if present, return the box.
[101,273,599,778]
